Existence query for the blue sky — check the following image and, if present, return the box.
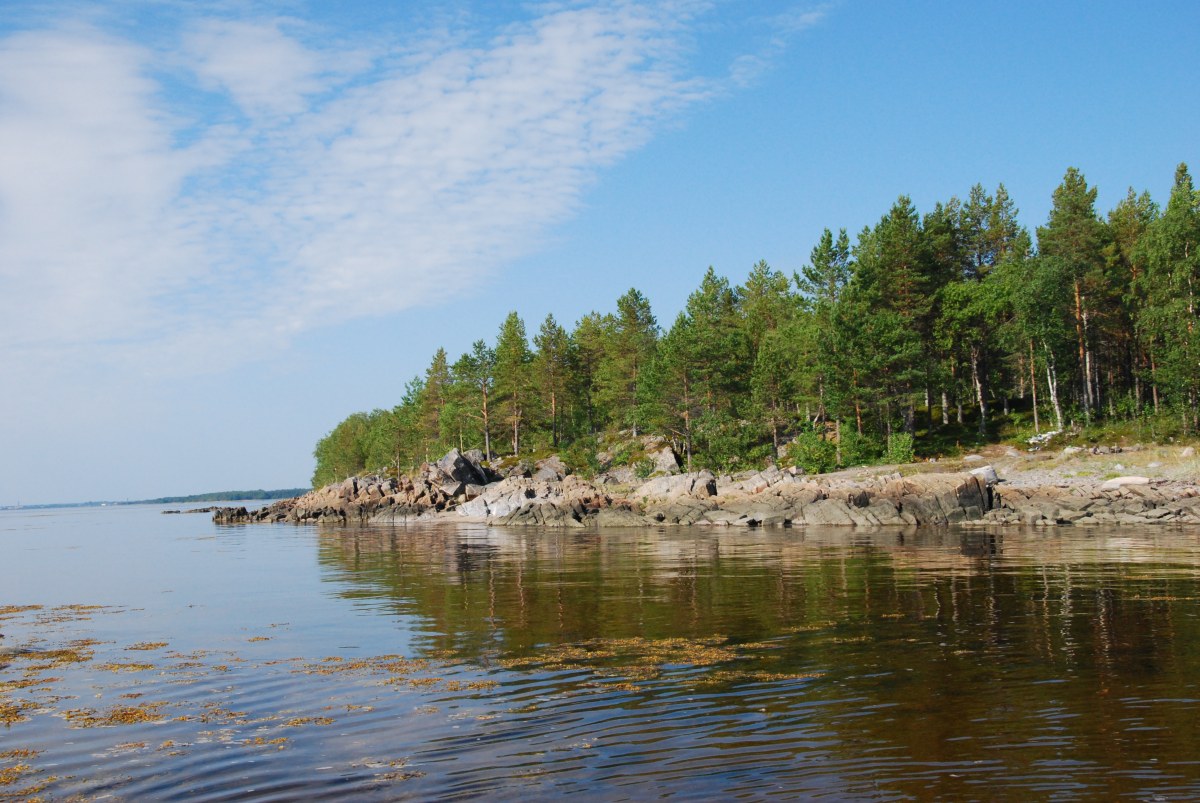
[1,0,1197,504]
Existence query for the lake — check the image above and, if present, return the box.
[2,504,1200,800]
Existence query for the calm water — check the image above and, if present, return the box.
[3,505,1200,800]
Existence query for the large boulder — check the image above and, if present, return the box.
[648,446,682,475]
[634,470,717,501]
[533,455,569,482]
[437,449,489,486]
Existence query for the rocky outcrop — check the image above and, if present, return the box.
[975,480,1200,527]
[214,448,1200,530]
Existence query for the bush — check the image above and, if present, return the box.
[634,458,655,479]
[838,429,882,467]
[885,432,914,464]
[561,436,603,477]
[792,431,838,474]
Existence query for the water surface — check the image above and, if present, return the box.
[2,505,1200,800]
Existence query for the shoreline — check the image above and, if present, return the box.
[214,445,1200,530]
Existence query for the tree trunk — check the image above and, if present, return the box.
[1074,278,1091,421]
[941,391,950,426]
[1045,346,1064,431]
[1151,352,1160,414]
[971,346,987,438]
[481,385,491,459]
[1029,339,1040,434]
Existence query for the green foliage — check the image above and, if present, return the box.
[838,429,881,467]
[791,430,837,474]
[311,163,1200,483]
[634,459,655,479]
[885,432,915,464]
[560,436,602,477]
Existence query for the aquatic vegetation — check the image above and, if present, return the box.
[0,701,31,726]
[63,702,168,727]
[95,662,156,673]
[0,606,42,619]
[126,642,168,651]
[283,716,334,727]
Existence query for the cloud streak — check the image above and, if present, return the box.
[0,2,815,378]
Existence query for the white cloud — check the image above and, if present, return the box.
[0,2,806,378]
[0,27,213,362]
[183,18,339,119]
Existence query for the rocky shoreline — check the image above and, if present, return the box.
[213,445,1200,529]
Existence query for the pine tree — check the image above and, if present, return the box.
[1135,163,1200,427]
[595,289,658,435]
[1037,168,1108,419]
[452,340,496,458]
[493,312,532,456]
[532,314,573,448]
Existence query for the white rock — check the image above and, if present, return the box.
[968,465,999,485]
[1100,476,1151,491]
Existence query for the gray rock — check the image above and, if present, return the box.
[802,498,856,526]
[969,465,999,486]
[533,455,569,482]
[635,471,716,501]
[649,446,682,475]
[437,449,488,486]
[596,508,650,527]
[1181,446,1196,458]
[1100,476,1151,491]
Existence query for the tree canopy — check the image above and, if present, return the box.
[313,164,1200,486]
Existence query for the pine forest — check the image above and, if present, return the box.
[312,164,1200,487]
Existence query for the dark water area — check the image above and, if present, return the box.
[3,506,1200,800]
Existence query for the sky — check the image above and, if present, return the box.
[1,0,1197,504]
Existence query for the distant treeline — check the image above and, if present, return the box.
[313,164,1200,486]
[142,489,310,504]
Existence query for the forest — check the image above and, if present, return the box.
[312,164,1200,488]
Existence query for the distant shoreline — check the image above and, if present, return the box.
[2,488,308,512]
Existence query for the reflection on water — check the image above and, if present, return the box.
[3,509,1200,800]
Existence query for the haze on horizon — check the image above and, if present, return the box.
[1,0,1196,506]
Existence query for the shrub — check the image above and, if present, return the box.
[838,430,882,467]
[792,431,838,474]
[885,432,914,464]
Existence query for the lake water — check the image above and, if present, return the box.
[3,505,1200,800]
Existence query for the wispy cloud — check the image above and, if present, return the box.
[0,2,816,377]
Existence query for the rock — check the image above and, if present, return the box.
[1182,446,1196,458]
[962,454,984,462]
[801,498,856,526]
[635,471,716,501]
[969,465,999,486]
[648,446,681,475]
[532,455,569,482]
[1100,476,1151,491]
[437,449,489,486]
[213,506,250,524]
[596,508,650,527]
[1062,446,1083,455]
